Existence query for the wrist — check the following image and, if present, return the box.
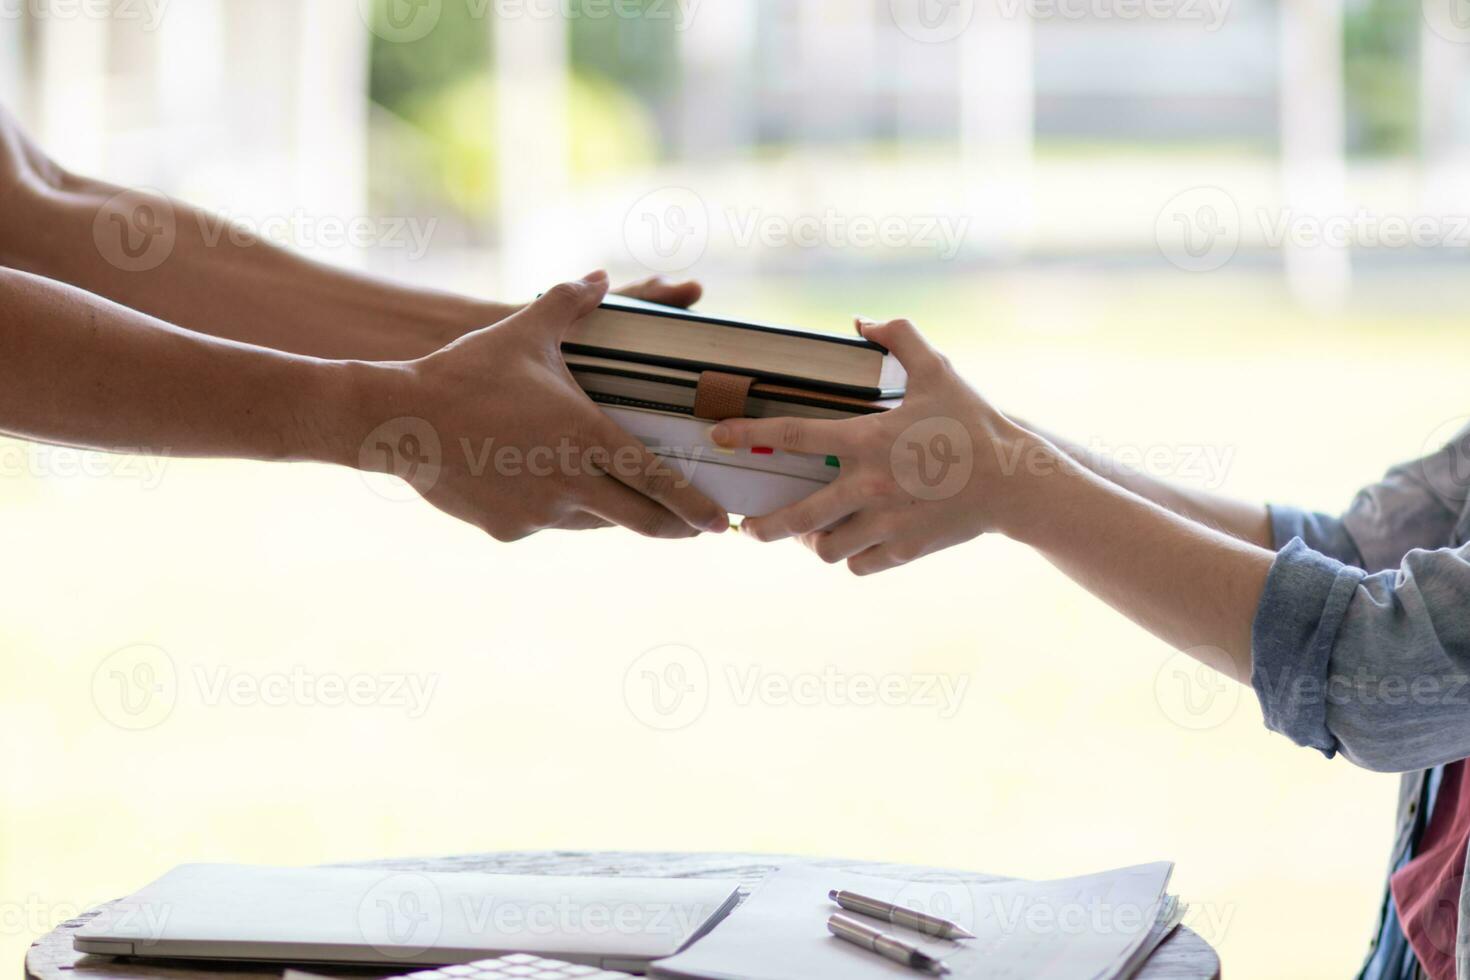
[981,422,1080,541]
[302,357,418,470]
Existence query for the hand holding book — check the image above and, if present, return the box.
[710,316,1033,576]
[349,271,730,541]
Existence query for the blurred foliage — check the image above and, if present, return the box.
[567,0,680,113]
[411,73,658,214]
[366,0,490,117]
[366,0,676,219]
[363,0,1426,217]
[1344,0,1418,156]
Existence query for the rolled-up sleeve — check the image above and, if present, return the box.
[1252,541,1470,771]
[1268,504,1365,567]
[1253,424,1470,770]
[1251,539,1367,757]
[1268,426,1469,572]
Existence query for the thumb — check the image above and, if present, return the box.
[856,316,944,375]
[618,275,704,310]
[521,270,611,339]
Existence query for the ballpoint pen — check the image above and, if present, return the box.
[827,912,952,975]
[828,889,977,940]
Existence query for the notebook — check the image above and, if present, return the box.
[568,353,897,421]
[600,404,839,517]
[73,864,741,973]
[563,296,908,401]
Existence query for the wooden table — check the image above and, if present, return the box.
[25,851,1220,979]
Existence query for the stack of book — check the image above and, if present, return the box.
[563,296,907,516]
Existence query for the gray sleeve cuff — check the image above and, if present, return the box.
[1268,504,1365,567]
[1251,537,1369,758]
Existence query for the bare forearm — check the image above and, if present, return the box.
[10,181,512,360]
[999,434,1274,683]
[712,317,1280,639]
[0,105,512,360]
[1025,421,1272,548]
[0,266,363,464]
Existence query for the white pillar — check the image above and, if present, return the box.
[494,13,572,294]
[677,2,757,158]
[1279,0,1349,311]
[797,1,877,140]
[155,0,224,131]
[0,12,25,113]
[34,14,109,173]
[1420,18,1470,216]
[294,1,371,264]
[218,0,300,210]
[149,0,224,188]
[959,0,1034,255]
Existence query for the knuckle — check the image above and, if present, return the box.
[587,445,616,474]
[778,421,804,451]
[637,509,679,539]
[782,505,815,536]
[814,535,844,564]
[890,541,921,565]
[543,281,581,307]
[485,522,529,543]
[640,468,675,500]
[576,436,609,470]
[876,514,909,540]
[857,476,895,500]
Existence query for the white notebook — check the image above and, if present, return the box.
[74,864,741,973]
[600,404,839,517]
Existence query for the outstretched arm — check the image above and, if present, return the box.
[0,103,702,360]
[1019,423,1272,548]
[997,437,1273,683]
[0,266,353,460]
[716,317,1470,772]
[0,267,728,540]
[712,317,1272,681]
[0,104,502,360]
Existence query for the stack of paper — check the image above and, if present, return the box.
[651,863,1182,980]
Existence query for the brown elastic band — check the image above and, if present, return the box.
[692,371,755,420]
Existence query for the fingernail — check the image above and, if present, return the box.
[704,514,730,533]
[711,424,731,446]
[584,269,609,282]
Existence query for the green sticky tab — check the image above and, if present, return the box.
[825,456,841,468]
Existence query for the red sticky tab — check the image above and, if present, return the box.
[751,446,774,455]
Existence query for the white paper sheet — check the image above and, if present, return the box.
[1117,895,1185,980]
[652,862,1173,980]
